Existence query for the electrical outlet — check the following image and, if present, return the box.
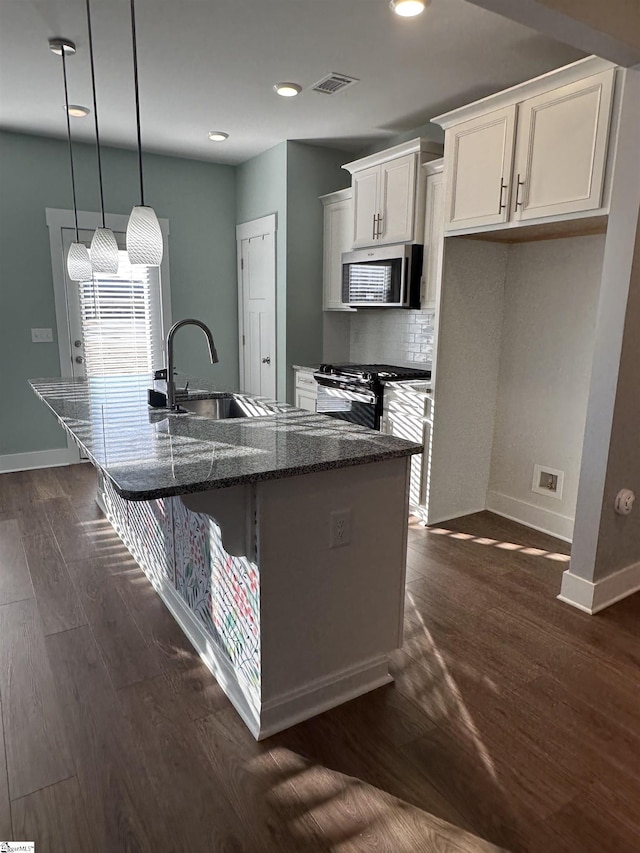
[329,508,352,548]
[31,328,53,343]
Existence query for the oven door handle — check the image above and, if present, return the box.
[315,376,377,403]
[314,374,372,392]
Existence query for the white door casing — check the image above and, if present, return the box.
[236,214,277,398]
[46,208,171,380]
[45,208,171,461]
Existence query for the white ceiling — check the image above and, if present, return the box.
[0,0,585,165]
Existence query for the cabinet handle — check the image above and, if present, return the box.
[498,179,507,213]
[372,214,377,240]
[515,173,525,210]
[376,214,383,239]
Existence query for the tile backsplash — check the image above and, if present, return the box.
[347,308,436,366]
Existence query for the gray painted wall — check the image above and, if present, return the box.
[236,141,350,402]
[286,141,350,401]
[236,142,288,400]
[0,130,237,457]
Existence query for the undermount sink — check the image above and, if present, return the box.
[177,394,273,419]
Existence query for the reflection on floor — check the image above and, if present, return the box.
[0,465,639,852]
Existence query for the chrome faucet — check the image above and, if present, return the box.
[165,319,218,410]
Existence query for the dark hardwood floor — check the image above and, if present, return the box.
[0,463,639,852]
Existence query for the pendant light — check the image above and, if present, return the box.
[126,0,163,266]
[50,38,93,282]
[85,0,119,274]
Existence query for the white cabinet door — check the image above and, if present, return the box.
[295,388,317,413]
[444,105,517,231]
[382,385,432,515]
[352,167,380,248]
[323,193,354,311]
[294,369,317,412]
[513,70,615,222]
[421,169,445,309]
[378,153,416,244]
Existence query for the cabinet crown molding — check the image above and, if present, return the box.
[432,56,616,130]
[342,137,443,175]
[422,158,444,176]
[320,187,353,205]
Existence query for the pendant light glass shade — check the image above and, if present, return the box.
[90,227,119,273]
[67,241,93,281]
[127,205,163,265]
[127,1,163,268]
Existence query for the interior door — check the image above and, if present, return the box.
[237,216,276,398]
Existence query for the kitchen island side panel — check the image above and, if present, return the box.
[100,475,261,708]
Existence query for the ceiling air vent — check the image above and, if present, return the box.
[311,73,359,95]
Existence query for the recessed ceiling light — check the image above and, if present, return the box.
[208,131,229,142]
[274,82,302,98]
[48,37,76,56]
[64,104,90,118]
[390,0,429,17]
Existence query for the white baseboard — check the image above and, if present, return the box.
[259,657,392,741]
[486,490,574,543]
[0,448,78,473]
[559,561,640,614]
[425,504,487,528]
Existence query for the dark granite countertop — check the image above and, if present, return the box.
[30,374,422,501]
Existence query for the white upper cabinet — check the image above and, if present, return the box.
[352,168,380,246]
[321,188,355,312]
[378,154,417,243]
[343,139,443,249]
[445,106,516,230]
[421,161,445,309]
[512,70,614,222]
[433,58,617,237]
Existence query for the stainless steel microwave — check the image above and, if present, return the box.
[342,244,423,308]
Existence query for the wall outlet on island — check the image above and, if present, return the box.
[329,508,352,548]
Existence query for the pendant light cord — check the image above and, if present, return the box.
[130,0,145,206]
[85,0,107,229]
[60,48,80,241]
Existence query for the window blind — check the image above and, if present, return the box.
[78,251,163,377]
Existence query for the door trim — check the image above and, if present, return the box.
[45,208,171,462]
[235,213,277,395]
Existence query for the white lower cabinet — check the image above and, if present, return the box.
[294,367,318,412]
[381,383,432,518]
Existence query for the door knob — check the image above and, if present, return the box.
[75,355,84,364]
[262,357,271,365]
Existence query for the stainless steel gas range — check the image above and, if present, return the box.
[313,363,432,430]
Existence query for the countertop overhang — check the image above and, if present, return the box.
[30,374,422,501]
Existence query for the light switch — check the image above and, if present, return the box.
[31,328,54,343]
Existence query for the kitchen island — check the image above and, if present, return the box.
[31,374,421,738]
